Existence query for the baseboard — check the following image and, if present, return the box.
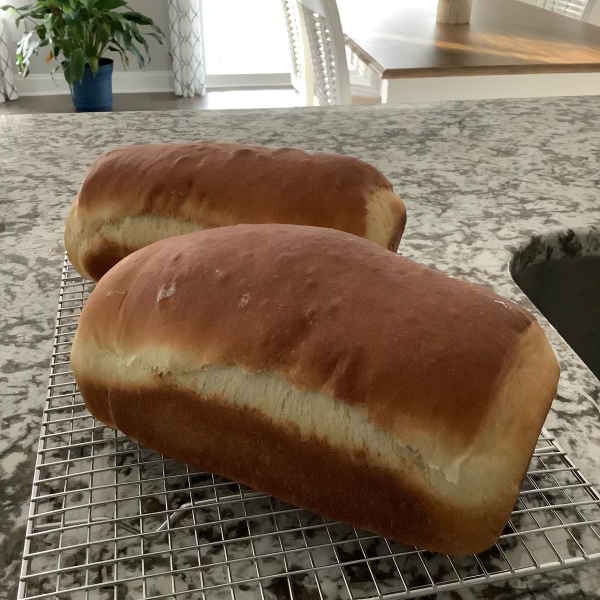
[16,70,292,96]
[14,73,70,96]
[16,70,174,96]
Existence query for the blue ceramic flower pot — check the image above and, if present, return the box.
[71,58,114,112]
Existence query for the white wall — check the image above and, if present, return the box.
[586,0,600,24]
[116,0,171,72]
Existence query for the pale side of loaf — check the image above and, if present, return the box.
[70,225,560,555]
[64,142,407,281]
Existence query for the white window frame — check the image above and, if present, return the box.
[538,0,592,19]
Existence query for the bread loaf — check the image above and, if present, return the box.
[64,142,406,281]
[70,225,560,555]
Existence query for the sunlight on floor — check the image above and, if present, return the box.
[204,88,301,109]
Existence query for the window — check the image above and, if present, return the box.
[202,0,291,76]
[538,0,589,19]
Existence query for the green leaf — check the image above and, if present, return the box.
[19,29,34,43]
[50,63,61,86]
[66,17,84,43]
[16,29,33,43]
[57,40,72,60]
[146,31,165,46]
[1,3,36,11]
[95,0,127,8]
[131,26,149,57]
[113,27,131,49]
[97,22,109,45]
[63,7,78,20]
[55,0,73,10]
[103,11,124,22]
[107,41,127,68]
[88,55,98,74]
[63,46,85,84]
[128,42,144,69]
[62,57,71,82]
[23,39,40,58]
[16,36,41,76]
[121,11,153,25]
[43,11,53,34]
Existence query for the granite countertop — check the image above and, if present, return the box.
[1,97,600,600]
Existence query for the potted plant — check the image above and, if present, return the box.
[1,0,166,111]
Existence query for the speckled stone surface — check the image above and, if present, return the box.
[1,97,600,600]
[511,227,600,273]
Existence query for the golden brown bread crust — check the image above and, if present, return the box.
[71,225,560,554]
[74,225,533,451]
[78,380,512,555]
[65,142,407,281]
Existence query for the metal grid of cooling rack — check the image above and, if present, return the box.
[18,256,600,600]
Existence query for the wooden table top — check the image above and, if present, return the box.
[337,0,600,78]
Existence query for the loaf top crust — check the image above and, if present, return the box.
[76,142,394,237]
[77,224,542,467]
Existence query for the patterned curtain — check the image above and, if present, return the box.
[0,17,18,102]
[168,0,206,97]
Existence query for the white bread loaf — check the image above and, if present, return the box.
[64,142,407,281]
[70,225,560,555]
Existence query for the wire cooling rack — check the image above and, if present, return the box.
[18,256,600,600]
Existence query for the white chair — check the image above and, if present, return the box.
[280,0,304,93]
[293,0,381,106]
[280,0,314,105]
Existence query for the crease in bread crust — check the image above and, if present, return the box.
[97,187,401,253]
[65,185,406,281]
[95,214,203,248]
[65,199,202,279]
[72,319,557,513]
[74,343,464,488]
